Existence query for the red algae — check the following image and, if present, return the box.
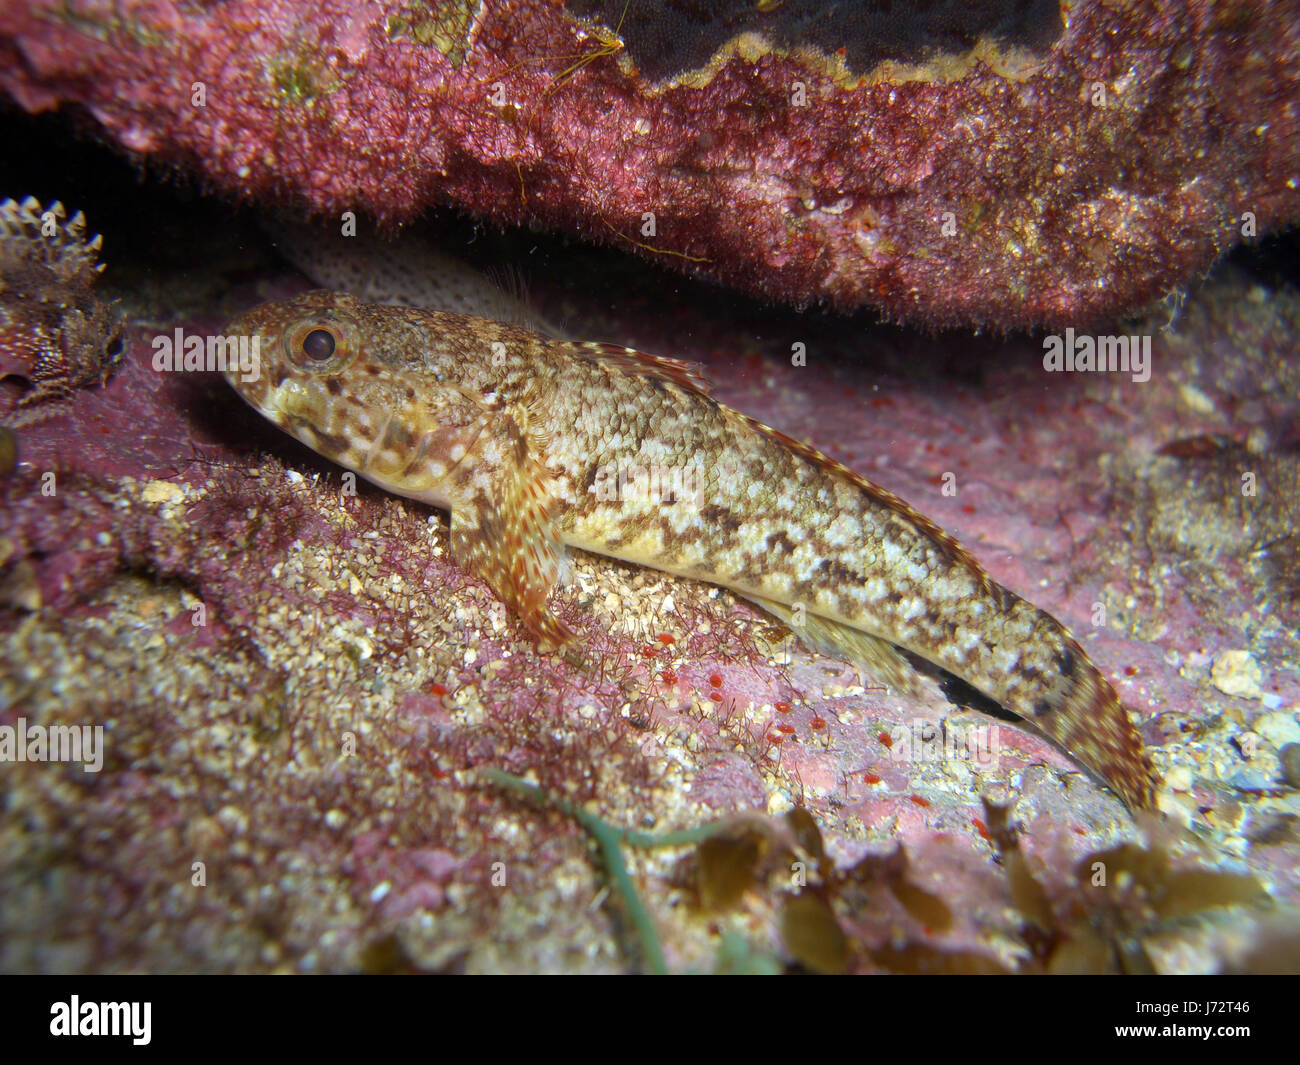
[1,1,1297,326]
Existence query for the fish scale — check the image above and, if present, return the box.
[224,289,1160,810]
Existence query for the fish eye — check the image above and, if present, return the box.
[301,328,335,362]
[284,317,356,372]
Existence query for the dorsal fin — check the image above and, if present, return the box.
[0,196,105,277]
[568,341,711,397]
[568,337,993,593]
[735,412,1002,596]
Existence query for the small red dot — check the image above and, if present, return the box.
[768,732,785,744]
[910,794,930,808]
[775,701,791,714]
[863,772,881,785]
[972,818,991,841]
[777,723,796,735]
[656,633,675,645]
[661,670,678,685]
[878,731,893,749]
[810,715,826,731]
[429,683,447,696]
[709,673,722,688]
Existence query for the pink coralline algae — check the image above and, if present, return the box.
[2,0,1298,328]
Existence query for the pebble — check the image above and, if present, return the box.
[1235,730,1264,760]
[1227,768,1274,793]
[1210,650,1262,699]
[1178,382,1215,414]
[1280,744,1300,789]
[1255,710,1300,749]
[766,790,794,815]
[141,479,185,505]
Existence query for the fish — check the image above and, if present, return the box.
[222,289,1161,810]
[0,197,124,426]
[261,217,562,336]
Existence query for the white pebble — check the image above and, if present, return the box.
[1210,650,1262,699]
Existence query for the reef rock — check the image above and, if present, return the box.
[1,0,1297,327]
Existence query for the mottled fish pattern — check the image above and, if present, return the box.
[261,218,561,336]
[223,290,1160,809]
[0,197,123,425]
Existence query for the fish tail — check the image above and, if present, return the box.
[996,599,1160,810]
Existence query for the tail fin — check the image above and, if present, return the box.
[1019,632,1160,810]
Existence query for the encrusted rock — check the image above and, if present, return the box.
[2,1,1297,326]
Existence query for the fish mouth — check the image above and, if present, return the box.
[221,325,281,407]
[215,321,347,448]
[263,377,334,441]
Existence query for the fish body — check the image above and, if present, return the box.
[261,218,561,335]
[223,290,1159,809]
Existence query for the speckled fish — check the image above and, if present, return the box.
[0,196,123,425]
[261,217,562,336]
[223,290,1160,810]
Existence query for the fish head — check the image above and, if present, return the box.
[222,289,492,507]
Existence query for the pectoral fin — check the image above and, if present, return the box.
[447,416,573,651]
